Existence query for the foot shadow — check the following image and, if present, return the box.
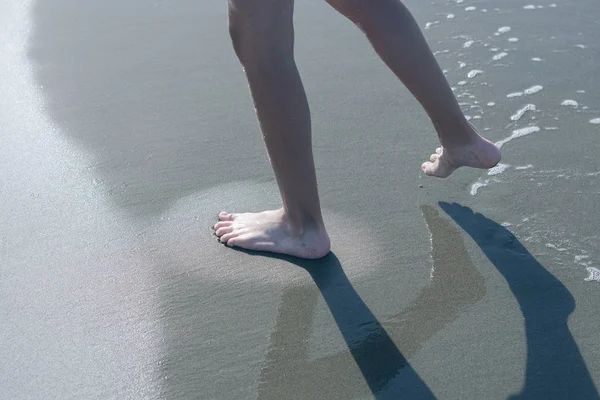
[440,202,600,400]
[253,205,487,399]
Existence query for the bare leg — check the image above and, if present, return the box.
[213,0,330,259]
[328,0,501,177]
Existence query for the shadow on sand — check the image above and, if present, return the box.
[156,203,598,399]
[440,202,599,400]
[255,205,486,399]
[254,203,599,399]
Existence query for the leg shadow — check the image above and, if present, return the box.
[257,205,487,399]
[440,202,599,400]
[257,253,436,400]
[384,205,486,358]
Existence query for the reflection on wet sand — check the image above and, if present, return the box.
[257,205,486,399]
[440,203,599,400]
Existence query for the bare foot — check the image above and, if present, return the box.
[212,208,331,259]
[421,124,501,178]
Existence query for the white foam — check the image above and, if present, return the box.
[497,26,511,34]
[507,86,542,98]
[531,57,542,61]
[524,85,544,95]
[577,90,586,93]
[549,4,557,7]
[487,102,496,106]
[508,37,519,42]
[425,21,439,29]
[458,80,467,86]
[511,104,536,121]
[490,47,500,52]
[589,118,600,125]
[561,99,579,108]
[575,44,587,49]
[495,126,541,148]
[456,0,464,3]
[576,255,591,262]
[467,69,483,78]
[463,40,475,48]
[515,164,534,170]
[584,267,600,282]
[470,180,490,195]
[465,6,476,11]
[458,61,467,69]
[524,5,536,9]
[493,52,508,61]
[488,163,510,176]
[544,127,558,130]
[447,13,455,19]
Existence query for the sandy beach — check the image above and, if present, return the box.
[2,0,599,398]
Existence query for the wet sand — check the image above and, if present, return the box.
[2,0,599,398]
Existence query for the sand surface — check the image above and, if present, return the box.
[2,0,599,398]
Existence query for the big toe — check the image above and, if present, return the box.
[421,161,436,175]
[421,160,453,178]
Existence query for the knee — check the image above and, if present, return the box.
[326,0,376,24]
[228,7,293,72]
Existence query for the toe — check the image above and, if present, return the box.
[430,153,440,162]
[436,147,443,155]
[422,160,445,177]
[421,161,433,174]
[215,225,234,237]
[213,220,233,231]
[219,211,233,221]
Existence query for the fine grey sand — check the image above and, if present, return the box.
[2,0,599,399]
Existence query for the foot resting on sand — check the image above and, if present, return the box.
[421,123,501,178]
[213,208,331,259]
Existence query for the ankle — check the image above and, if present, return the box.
[433,117,478,148]
[282,207,325,234]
